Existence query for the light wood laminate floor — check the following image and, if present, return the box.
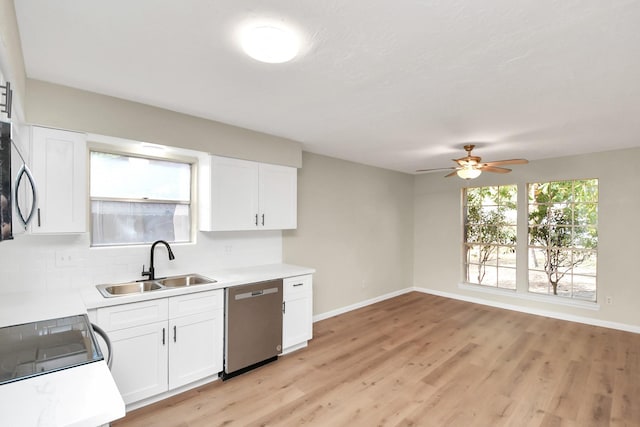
[113,292,640,426]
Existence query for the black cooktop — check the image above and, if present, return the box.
[0,314,104,385]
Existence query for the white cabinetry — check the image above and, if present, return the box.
[95,290,224,405]
[96,299,168,404]
[30,126,86,233]
[108,320,169,403]
[199,155,297,231]
[168,291,224,389]
[259,163,298,230]
[282,274,313,352]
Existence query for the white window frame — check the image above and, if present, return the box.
[527,178,598,302]
[462,184,518,290]
[88,142,198,247]
[459,179,600,309]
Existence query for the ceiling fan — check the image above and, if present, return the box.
[416,144,528,179]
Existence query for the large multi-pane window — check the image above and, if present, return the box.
[528,179,598,301]
[463,185,517,289]
[90,151,192,246]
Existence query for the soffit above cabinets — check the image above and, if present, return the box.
[13,1,640,173]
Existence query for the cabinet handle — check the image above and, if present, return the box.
[173,325,177,343]
[293,283,304,287]
[262,214,265,226]
[282,301,286,314]
[37,208,41,227]
[162,327,165,345]
[255,214,258,226]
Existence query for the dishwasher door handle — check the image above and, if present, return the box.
[235,287,279,300]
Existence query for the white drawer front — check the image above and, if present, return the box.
[97,299,168,331]
[283,274,312,299]
[169,290,224,318]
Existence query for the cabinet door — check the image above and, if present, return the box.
[168,309,223,389]
[283,294,313,350]
[30,126,86,233]
[283,275,313,351]
[108,322,168,404]
[209,156,259,231]
[259,163,297,230]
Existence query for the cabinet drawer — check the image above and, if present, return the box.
[169,290,224,318]
[283,275,312,299]
[97,299,169,331]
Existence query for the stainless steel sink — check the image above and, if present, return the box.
[96,274,216,297]
[158,274,216,288]
[97,281,162,298]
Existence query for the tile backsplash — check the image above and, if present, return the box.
[0,230,282,294]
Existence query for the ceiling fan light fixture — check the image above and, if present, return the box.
[456,166,482,180]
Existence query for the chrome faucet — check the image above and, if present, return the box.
[141,240,175,281]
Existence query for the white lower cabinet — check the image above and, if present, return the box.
[95,290,224,405]
[168,303,223,389]
[108,322,168,404]
[282,275,313,351]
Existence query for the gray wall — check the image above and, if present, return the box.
[283,152,414,315]
[26,79,302,167]
[414,147,640,328]
[0,0,26,120]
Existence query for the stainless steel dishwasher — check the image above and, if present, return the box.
[223,279,283,379]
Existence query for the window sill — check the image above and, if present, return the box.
[457,282,600,311]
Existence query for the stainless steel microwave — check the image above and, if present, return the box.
[0,121,11,241]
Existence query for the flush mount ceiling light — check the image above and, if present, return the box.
[241,25,299,63]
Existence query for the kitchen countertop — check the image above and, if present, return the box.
[0,290,89,328]
[82,263,315,309]
[0,291,126,426]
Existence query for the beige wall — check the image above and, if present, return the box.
[414,147,640,328]
[0,0,26,120]
[25,79,302,167]
[283,152,414,315]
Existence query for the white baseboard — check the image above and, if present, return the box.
[125,374,220,411]
[313,287,413,322]
[311,285,640,334]
[414,287,640,334]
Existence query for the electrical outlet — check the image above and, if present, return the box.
[55,250,78,267]
[224,245,233,253]
[606,296,613,305]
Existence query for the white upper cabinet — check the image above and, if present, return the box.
[200,155,297,231]
[259,163,297,230]
[30,126,87,233]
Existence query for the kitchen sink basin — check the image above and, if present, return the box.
[158,274,216,288]
[96,274,216,297]
[97,281,162,298]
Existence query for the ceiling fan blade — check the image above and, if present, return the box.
[444,170,459,178]
[483,159,528,166]
[480,165,512,173]
[416,167,456,173]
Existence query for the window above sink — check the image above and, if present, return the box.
[89,149,195,247]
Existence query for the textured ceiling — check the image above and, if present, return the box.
[13,0,640,173]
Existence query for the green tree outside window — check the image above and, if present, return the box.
[528,179,598,300]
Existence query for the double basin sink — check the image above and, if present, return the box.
[97,274,216,298]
